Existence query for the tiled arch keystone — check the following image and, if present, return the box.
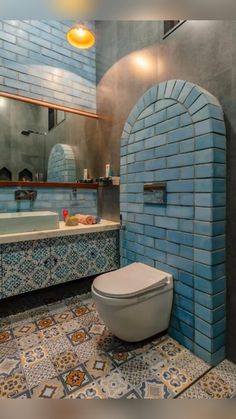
[120,80,226,366]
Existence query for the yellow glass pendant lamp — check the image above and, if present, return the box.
[67,23,95,49]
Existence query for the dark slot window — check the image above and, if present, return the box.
[48,108,56,131]
[163,20,185,39]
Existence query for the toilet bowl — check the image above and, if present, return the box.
[92,262,173,342]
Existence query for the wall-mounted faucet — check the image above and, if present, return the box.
[15,190,37,202]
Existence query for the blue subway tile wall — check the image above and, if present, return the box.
[0,187,97,219]
[0,20,96,111]
[120,80,226,365]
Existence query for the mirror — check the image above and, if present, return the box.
[0,95,98,184]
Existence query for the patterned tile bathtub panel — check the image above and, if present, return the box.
[0,231,120,299]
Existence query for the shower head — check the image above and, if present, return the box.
[21,130,47,136]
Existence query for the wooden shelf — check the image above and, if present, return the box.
[0,181,99,189]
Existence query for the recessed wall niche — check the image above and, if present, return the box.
[0,167,12,181]
[18,169,33,182]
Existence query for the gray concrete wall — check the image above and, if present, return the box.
[94,20,236,362]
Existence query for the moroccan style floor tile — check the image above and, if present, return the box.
[0,339,19,358]
[52,310,75,324]
[36,317,56,330]
[51,350,79,374]
[136,376,175,399]
[17,331,43,351]
[84,352,115,380]
[60,364,92,395]
[73,305,91,318]
[157,365,192,395]
[96,369,133,399]
[197,371,234,399]
[44,335,72,357]
[66,381,103,399]
[20,345,48,367]
[118,356,151,387]
[13,322,38,338]
[31,377,66,399]
[40,325,62,340]
[0,370,27,398]
[107,345,135,367]
[24,358,57,389]
[0,329,14,344]
[1,291,235,399]
[0,356,21,378]
[66,328,91,347]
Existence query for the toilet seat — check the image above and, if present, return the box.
[92,262,172,299]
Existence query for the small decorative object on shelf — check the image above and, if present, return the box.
[144,183,167,205]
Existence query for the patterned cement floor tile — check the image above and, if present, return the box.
[136,376,175,399]
[51,350,79,374]
[73,305,91,318]
[178,383,212,399]
[60,364,92,395]
[84,352,115,380]
[122,389,141,399]
[66,328,91,347]
[197,371,234,399]
[75,312,101,328]
[211,359,236,392]
[0,339,19,358]
[157,365,192,395]
[13,322,38,338]
[17,331,43,351]
[171,350,210,381]
[60,319,82,334]
[118,356,151,386]
[36,317,56,330]
[44,336,72,357]
[137,347,166,373]
[66,381,103,399]
[0,318,11,330]
[40,325,62,340]
[10,312,34,326]
[107,345,135,367]
[88,323,106,336]
[97,369,133,399]
[73,338,100,363]
[155,337,187,361]
[52,310,75,324]
[24,358,57,389]
[0,356,21,378]
[0,329,14,344]
[20,345,48,367]
[31,377,66,399]
[28,306,50,321]
[13,390,31,399]
[94,332,122,353]
[0,370,28,398]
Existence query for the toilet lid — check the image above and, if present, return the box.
[93,262,172,298]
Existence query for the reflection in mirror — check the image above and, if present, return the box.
[0,96,96,183]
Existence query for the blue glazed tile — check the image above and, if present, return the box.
[184,87,201,107]
[194,344,225,366]
[164,80,176,98]
[180,166,194,179]
[145,134,167,149]
[171,80,186,100]
[179,219,194,233]
[155,216,179,230]
[169,327,194,351]
[195,277,226,294]
[194,234,225,251]
[167,254,193,273]
[195,133,226,150]
[166,205,194,219]
[156,117,180,135]
[167,152,194,168]
[195,303,225,323]
[167,230,193,246]
[195,317,225,339]
[180,245,193,259]
[155,168,180,181]
[144,109,167,127]
[145,157,166,171]
[145,247,166,263]
[195,192,225,207]
[171,305,194,326]
[175,280,194,300]
[195,179,226,193]
[194,262,225,280]
[195,290,225,310]
[195,207,225,222]
[144,225,166,239]
[167,126,194,143]
[179,271,194,287]
[195,330,225,353]
[167,103,185,118]
[174,294,194,313]
[170,317,194,340]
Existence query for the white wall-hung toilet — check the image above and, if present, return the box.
[92,262,173,342]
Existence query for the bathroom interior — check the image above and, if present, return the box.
[0,18,235,399]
